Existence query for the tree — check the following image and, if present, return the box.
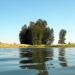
[19,25,27,44]
[19,19,54,45]
[42,27,54,44]
[47,28,54,44]
[58,29,67,44]
[24,27,33,44]
[34,19,46,44]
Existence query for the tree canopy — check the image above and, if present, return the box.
[19,19,54,45]
[58,29,67,44]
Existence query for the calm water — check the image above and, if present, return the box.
[0,48,75,75]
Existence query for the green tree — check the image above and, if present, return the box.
[24,27,33,44]
[42,27,54,44]
[48,28,54,44]
[19,19,54,45]
[34,19,46,44]
[58,29,67,44]
[19,25,27,44]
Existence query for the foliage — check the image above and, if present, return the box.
[19,19,54,45]
[58,29,67,44]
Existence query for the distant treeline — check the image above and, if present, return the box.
[19,19,66,45]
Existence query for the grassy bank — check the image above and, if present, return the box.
[0,43,31,48]
[0,43,75,48]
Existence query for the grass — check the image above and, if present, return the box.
[0,43,75,48]
[0,43,31,48]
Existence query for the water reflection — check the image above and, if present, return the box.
[19,48,68,75]
[19,48,54,75]
[58,48,68,67]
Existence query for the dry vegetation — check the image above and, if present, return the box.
[0,43,75,48]
[0,43,31,48]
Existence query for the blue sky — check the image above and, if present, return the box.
[0,0,75,44]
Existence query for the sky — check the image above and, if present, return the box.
[0,0,75,44]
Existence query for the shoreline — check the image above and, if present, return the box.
[0,43,75,48]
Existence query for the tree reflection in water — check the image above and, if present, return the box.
[19,48,54,75]
[58,48,68,67]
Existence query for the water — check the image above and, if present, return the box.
[0,48,75,75]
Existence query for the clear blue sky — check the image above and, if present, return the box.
[0,0,75,44]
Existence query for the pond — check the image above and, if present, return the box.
[0,48,75,75]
